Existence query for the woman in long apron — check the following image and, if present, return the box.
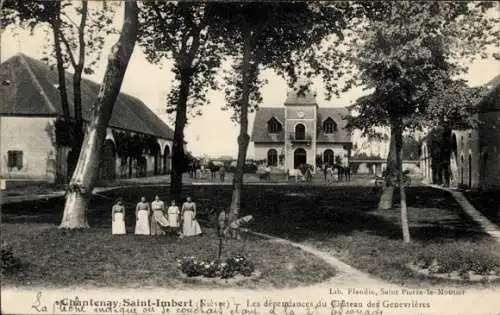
[181,196,202,237]
[135,196,151,235]
[150,195,168,235]
[112,198,126,235]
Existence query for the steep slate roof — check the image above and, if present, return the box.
[317,107,350,143]
[0,53,174,140]
[251,107,286,142]
[251,106,351,143]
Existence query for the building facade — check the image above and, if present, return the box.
[420,75,500,191]
[0,54,175,189]
[251,85,352,173]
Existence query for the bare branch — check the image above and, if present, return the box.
[61,11,79,29]
[59,30,77,68]
[77,0,88,69]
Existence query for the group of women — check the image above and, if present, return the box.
[111,195,203,237]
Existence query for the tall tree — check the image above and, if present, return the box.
[59,0,139,229]
[137,2,222,200]
[209,2,358,226]
[341,1,498,242]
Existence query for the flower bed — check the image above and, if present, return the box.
[178,254,256,279]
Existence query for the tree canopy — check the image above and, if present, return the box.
[342,1,498,133]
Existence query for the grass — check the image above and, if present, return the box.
[2,182,499,287]
[1,224,336,289]
[463,190,500,227]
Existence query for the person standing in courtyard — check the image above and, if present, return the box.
[181,196,202,237]
[135,196,151,235]
[219,165,226,182]
[167,199,181,235]
[111,198,126,235]
[265,165,271,182]
[150,195,168,235]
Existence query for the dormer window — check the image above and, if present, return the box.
[323,117,337,134]
[267,117,282,134]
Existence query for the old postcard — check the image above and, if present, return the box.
[1,1,499,314]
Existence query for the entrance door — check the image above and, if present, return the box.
[294,148,307,169]
[323,149,334,166]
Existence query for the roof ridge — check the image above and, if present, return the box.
[18,54,57,113]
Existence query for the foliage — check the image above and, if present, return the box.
[339,2,499,134]
[3,0,118,75]
[137,2,225,197]
[137,2,223,122]
[210,2,352,120]
[112,130,160,159]
[178,254,255,279]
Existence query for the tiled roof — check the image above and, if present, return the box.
[251,106,351,143]
[0,53,174,139]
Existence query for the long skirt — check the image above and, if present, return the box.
[135,210,150,235]
[150,210,168,235]
[182,211,202,236]
[112,213,126,235]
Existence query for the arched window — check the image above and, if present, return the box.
[295,123,306,140]
[323,149,334,166]
[267,149,278,166]
[323,117,337,134]
[267,117,282,134]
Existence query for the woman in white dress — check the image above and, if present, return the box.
[112,198,126,235]
[167,200,180,234]
[135,196,150,235]
[181,196,202,237]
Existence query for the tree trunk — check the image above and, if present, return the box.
[69,0,88,169]
[170,71,191,201]
[59,1,139,229]
[378,124,398,210]
[169,21,202,201]
[394,121,410,243]
[228,25,252,225]
[51,2,70,119]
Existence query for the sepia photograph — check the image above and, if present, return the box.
[1,1,499,314]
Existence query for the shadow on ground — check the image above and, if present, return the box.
[1,185,487,242]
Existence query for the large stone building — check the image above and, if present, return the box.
[251,84,352,173]
[420,75,500,191]
[0,54,175,189]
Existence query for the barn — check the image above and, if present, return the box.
[0,53,175,189]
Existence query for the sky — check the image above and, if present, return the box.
[1,3,498,158]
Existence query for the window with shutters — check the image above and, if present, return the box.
[7,150,23,170]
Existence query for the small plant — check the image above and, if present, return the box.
[1,243,20,274]
[178,254,255,279]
